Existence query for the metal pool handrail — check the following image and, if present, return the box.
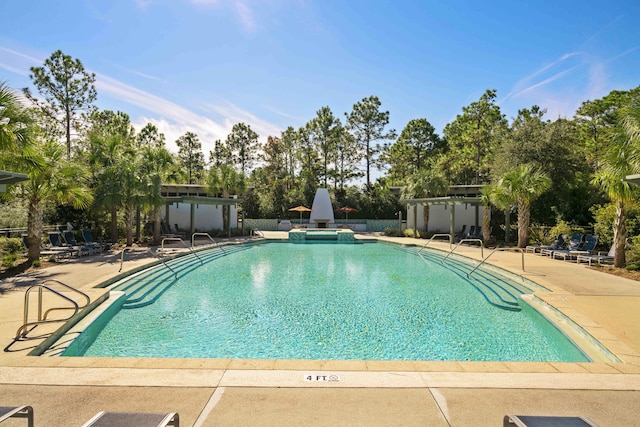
[441,239,484,263]
[191,232,226,254]
[417,233,452,254]
[16,279,90,339]
[161,237,203,265]
[119,246,178,278]
[467,247,525,278]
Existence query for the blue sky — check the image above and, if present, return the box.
[1,0,639,158]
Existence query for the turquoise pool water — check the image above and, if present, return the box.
[65,242,588,361]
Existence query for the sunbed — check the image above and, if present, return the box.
[553,234,598,261]
[0,405,34,426]
[81,411,179,427]
[504,414,598,426]
[576,245,615,266]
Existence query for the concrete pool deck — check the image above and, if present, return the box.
[1,232,640,426]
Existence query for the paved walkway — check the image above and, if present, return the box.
[1,233,640,426]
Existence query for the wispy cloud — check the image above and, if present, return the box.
[501,52,583,104]
[0,46,40,76]
[189,0,260,33]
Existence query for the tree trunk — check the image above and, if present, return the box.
[423,204,430,232]
[152,207,161,246]
[125,203,134,246]
[613,200,627,268]
[517,200,530,248]
[110,205,118,244]
[482,205,491,242]
[27,196,43,262]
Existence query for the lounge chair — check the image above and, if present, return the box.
[541,233,581,257]
[62,230,96,255]
[81,411,179,427]
[48,232,87,257]
[21,234,71,260]
[504,414,598,426]
[0,405,34,426]
[576,245,615,266]
[454,225,467,242]
[553,235,598,261]
[81,229,111,252]
[526,234,563,254]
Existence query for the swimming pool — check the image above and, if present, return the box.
[62,241,589,362]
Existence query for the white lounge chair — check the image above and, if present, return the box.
[576,245,615,266]
[504,414,598,426]
[0,405,34,427]
[82,411,179,427]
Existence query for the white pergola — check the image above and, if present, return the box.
[0,170,28,193]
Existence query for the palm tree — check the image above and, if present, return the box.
[0,82,32,152]
[138,142,174,245]
[19,140,92,261]
[592,100,640,267]
[400,171,447,236]
[490,164,551,248]
[207,164,246,235]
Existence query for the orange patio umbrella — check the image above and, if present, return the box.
[336,206,359,221]
[289,205,312,224]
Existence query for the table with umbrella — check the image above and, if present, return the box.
[289,205,312,226]
[336,206,359,224]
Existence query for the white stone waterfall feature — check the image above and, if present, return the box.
[308,188,335,228]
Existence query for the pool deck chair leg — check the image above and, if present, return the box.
[504,414,599,427]
[0,406,34,427]
[81,411,179,427]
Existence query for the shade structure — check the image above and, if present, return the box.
[289,205,312,224]
[336,206,359,221]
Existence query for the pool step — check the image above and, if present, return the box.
[407,247,523,312]
[116,244,250,309]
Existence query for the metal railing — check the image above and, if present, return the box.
[417,233,452,254]
[16,280,90,339]
[191,232,226,254]
[160,237,203,265]
[119,247,178,278]
[466,247,525,278]
[441,239,484,264]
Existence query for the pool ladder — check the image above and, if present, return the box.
[15,280,90,339]
[119,247,178,278]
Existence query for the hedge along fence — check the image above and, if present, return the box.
[244,219,399,233]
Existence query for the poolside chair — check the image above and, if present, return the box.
[540,233,578,257]
[454,225,467,242]
[526,234,563,254]
[465,225,476,240]
[48,232,86,257]
[576,244,615,266]
[504,414,598,426]
[81,229,111,252]
[553,234,598,261]
[63,230,95,255]
[82,411,179,427]
[21,234,71,260]
[0,405,34,426]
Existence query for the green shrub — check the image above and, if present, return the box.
[548,219,573,241]
[626,235,640,271]
[403,228,420,238]
[0,237,23,255]
[32,259,41,268]
[2,253,17,267]
[383,228,403,237]
[528,225,552,245]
